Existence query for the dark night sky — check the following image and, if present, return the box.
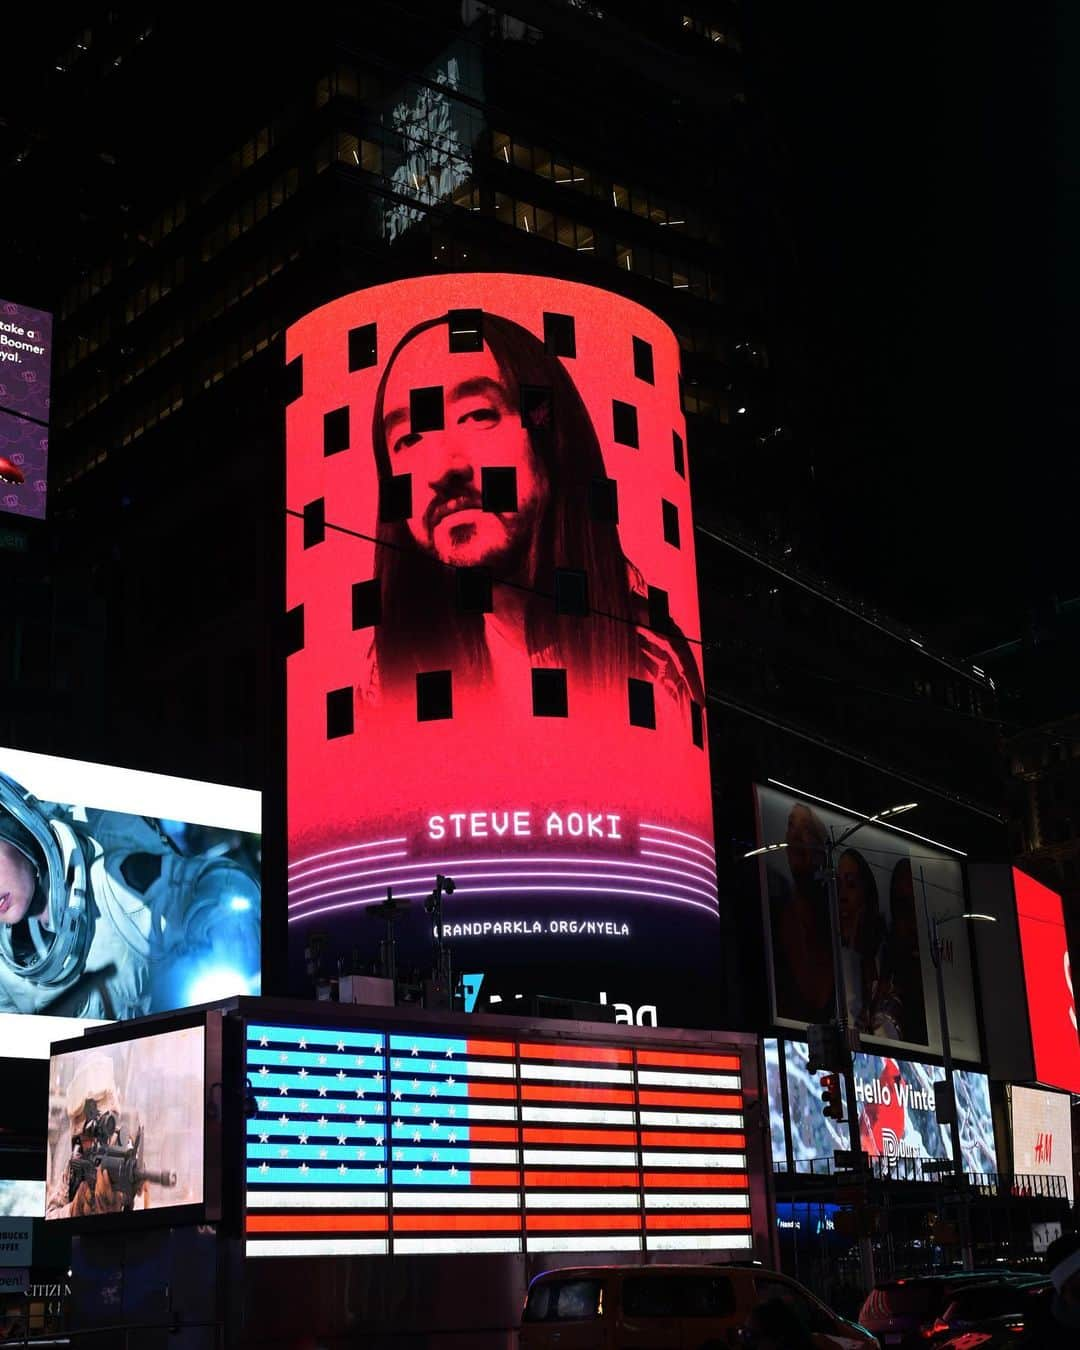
[743,3,1075,652]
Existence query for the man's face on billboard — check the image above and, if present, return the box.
[785,804,825,882]
[0,839,36,926]
[382,328,548,570]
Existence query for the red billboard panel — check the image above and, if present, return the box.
[1014,868,1080,1092]
[286,276,714,1018]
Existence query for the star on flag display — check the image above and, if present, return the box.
[245,1022,753,1257]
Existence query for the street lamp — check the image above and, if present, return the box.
[745,799,919,1293]
[919,870,997,1272]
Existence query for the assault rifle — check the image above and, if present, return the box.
[68,1098,176,1210]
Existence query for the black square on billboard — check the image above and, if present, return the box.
[379,474,412,522]
[632,336,655,384]
[554,568,589,615]
[323,405,350,456]
[352,579,381,629]
[662,498,681,548]
[284,354,303,404]
[520,384,553,435]
[690,700,704,749]
[628,677,656,729]
[482,466,517,513]
[532,668,569,718]
[543,311,576,358]
[348,322,377,371]
[448,309,484,353]
[673,430,685,478]
[589,476,619,523]
[303,497,325,549]
[284,603,305,655]
[457,568,493,613]
[647,585,670,632]
[417,670,453,721]
[326,686,354,739]
[410,386,444,433]
[612,399,639,448]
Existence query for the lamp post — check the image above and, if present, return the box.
[748,800,917,1295]
[918,866,997,1272]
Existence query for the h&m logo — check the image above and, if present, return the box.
[1034,1131,1054,1166]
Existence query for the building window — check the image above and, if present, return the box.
[323,406,350,456]
[532,668,569,718]
[482,467,517,513]
[379,475,412,522]
[632,337,655,384]
[352,580,381,629]
[612,400,639,448]
[589,477,619,523]
[554,568,589,615]
[662,499,681,548]
[326,687,354,739]
[417,671,453,722]
[303,498,326,549]
[628,678,656,729]
[349,322,378,371]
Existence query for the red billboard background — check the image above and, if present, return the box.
[1014,867,1080,1093]
[286,276,715,1013]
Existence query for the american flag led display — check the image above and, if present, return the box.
[245,1022,753,1257]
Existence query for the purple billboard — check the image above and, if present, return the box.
[0,298,52,520]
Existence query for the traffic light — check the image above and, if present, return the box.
[821,1072,844,1121]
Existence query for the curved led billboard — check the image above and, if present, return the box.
[286,276,714,1019]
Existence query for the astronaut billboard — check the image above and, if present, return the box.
[286,275,715,1023]
[0,747,261,1054]
[0,297,52,520]
[755,783,980,1060]
[45,1025,205,1220]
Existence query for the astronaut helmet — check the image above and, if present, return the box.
[0,772,91,987]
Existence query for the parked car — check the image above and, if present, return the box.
[857,1274,1032,1350]
[930,1281,1052,1349]
[519,1263,880,1349]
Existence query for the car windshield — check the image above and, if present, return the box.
[523,1279,603,1323]
[945,1284,1044,1321]
[860,1282,948,1321]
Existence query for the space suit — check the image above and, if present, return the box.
[0,771,260,1020]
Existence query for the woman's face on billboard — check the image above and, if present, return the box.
[837,852,867,946]
[381,327,549,571]
[0,839,36,926]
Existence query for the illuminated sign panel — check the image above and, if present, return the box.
[1011,1085,1073,1202]
[0,747,261,1053]
[244,1021,751,1257]
[0,297,52,519]
[286,276,714,1019]
[1014,868,1080,1093]
[46,1025,205,1220]
[755,784,979,1060]
[764,1038,996,1177]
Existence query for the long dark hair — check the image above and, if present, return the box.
[371,311,640,692]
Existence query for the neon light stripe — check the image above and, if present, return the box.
[521,1084,635,1105]
[246,1167,388,1185]
[467,1126,518,1143]
[392,1058,515,1080]
[522,1128,637,1146]
[389,1147,516,1165]
[524,1149,638,1166]
[463,1082,517,1100]
[249,1144,388,1163]
[520,1064,633,1085]
[290,884,720,923]
[637,1070,740,1089]
[246,1191,386,1209]
[247,1025,385,1051]
[246,1214,387,1233]
[638,835,716,866]
[644,1193,749,1210]
[637,1050,739,1071]
[290,867,720,908]
[641,1152,746,1169]
[525,1170,639,1188]
[638,850,719,881]
[638,823,717,853]
[525,1193,641,1209]
[394,1213,521,1232]
[526,1213,641,1231]
[289,853,719,896]
[390,1168,522,1187]
[288,851,409,890]
[527,1235,642,1253]
[645,1213,753,1231]
[247,1238,388,1257]
[288,839,408,870]
[521,1106,635,1126]
[467,1039,516,1058]
[640,1132,746,1149]
[643,1172,750,1189]
[638,1089,742,1109]
[392,1237,522,1254]
[520,1043,633,1064]
[646,1234,752,1251]
[392,1192,520,1209]
[639,1112,743,1129]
